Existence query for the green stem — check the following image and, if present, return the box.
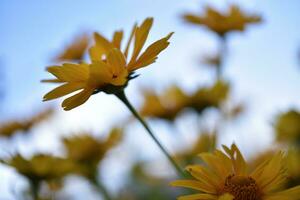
[30,180,39,200]
[116,91,186,177]
[216,36,227,80]
[90,176,113,200]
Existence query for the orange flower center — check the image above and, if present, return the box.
[222,174,262,200]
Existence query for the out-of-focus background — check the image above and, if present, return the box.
[0,0,299,199]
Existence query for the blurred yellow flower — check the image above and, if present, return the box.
[63,128,122,177]
[54,33,90,62]
[140,85,189,121]
[43,18,173,110]
[176,132,216,165]
[0,108,54,137]
[171,144,300,200]
[183,5,261,36]
[188,80,229,114]
[1,154,75,182]
[274,110,300,144]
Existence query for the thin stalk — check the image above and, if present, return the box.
[116,91,186,177]
[90,176,113,200]
[30,180,39,200]
[216,36,227,80]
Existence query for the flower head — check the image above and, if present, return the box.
[43,18,173,110]
[171,144,300,200]
[1,154,75,182]
[63,128,122,177]
[183,5,261,36]
[188,80,229,114]
[140,85,189,121]
[0,108,54,137]
[274,110,300,144]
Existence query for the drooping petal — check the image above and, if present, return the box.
[171,180,216,194]
[46,63,89,82]
[178,193,217,200]
[62,88,94,111]
[128,32,173,71]
[43,82,85,101]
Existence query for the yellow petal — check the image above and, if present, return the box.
[124,23,137,58]
[218,194,234,200]
[183,14,203,25]
[128,32,173,71]
[112,30,123,49]
[178,193,217,200]
[265,185,300,200]
[171,180,216,194]
[185,165,221,190]
[62,88,94,111]
[88,61,112,87]
[46,63,89,82]
[89,32,113,61]
[129,18,153,64]
[43,82,85,101]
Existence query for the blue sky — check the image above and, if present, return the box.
[0,0,300,199]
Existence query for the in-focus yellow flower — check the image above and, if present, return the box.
[171,144,300,200]
[54,33,90,62]
[0,108,54,137]
[43,18,173,110]
[140,85,189,121]
[63,128,122,177]
[1,154,75,182]
[188,80,229,114]
[183,5,261,36]
[274,110,300,144]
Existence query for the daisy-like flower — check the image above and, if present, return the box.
[274,110,300,144]
[140,85,189,121]
[171,144,300,200]
[54,33,90,62]
[43,18,173,111]
[183,5,261,37]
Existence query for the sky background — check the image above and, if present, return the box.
[0,0,299,199]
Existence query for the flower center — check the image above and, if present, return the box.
[222,174,262,200]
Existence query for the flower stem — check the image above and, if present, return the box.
[216,36,227,80]
[116,91,186,177]
[90,176,113,200]
[30,180,39,200]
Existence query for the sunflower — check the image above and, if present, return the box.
[183,5,261,36]
[171,144,300,200]
[43,18,173,110]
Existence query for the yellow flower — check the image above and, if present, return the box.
[274,110,300,144]
[183,5,261,36]
[176,132,216,165]
[43,18,173,110]
[63,128,122,177]
[0,108,54,137]
[54,33,89,62]
[188,80,229,114]
[1,154,75,182]
[171,144,300,200]
[140,85,189,121]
